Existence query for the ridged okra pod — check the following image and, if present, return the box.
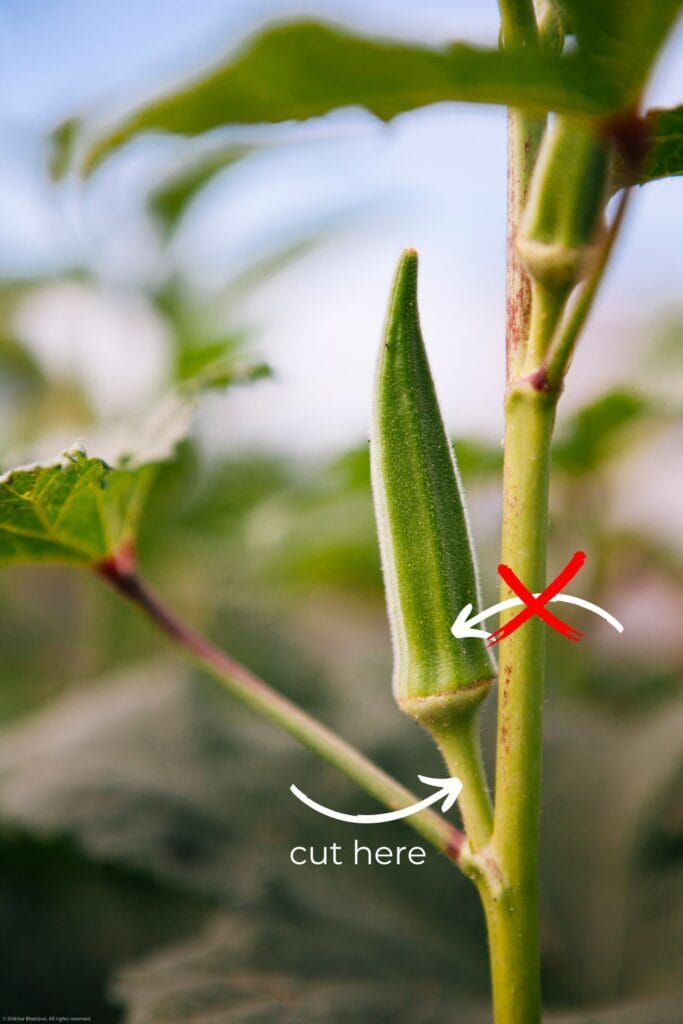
[370,250,495,740]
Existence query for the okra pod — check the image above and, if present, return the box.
[371,250,494,734]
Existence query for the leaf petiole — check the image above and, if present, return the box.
[96,544,477,873]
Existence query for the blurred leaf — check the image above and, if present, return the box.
[181,347,271,389]
[575,665,681,713]
[274,493,381,593]
[221,235,332,305]
[148,143,255,235]
[260,451,381,594]
[0,656,487,1019]
[113,910,485,1024]
[0,829,207,1018]
[1,660,680,1018]
[114,904,683,1024]
[647,313,683,370]
[48,116,81,180]
[553,389,654,474]
[0,660,488,977]
[0,335,45,391]
[0,449,154,567]
[150,273,276,390]
[73,21,633,176]
[327,444,372,492]
[143,449,293,542]
[0,665,273,901]
[453,438,504,480]
[551,1001,683,1024]
[542,699,683,1001]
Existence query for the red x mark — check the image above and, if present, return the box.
[487,551,587,648]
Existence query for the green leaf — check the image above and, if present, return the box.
[75,21,627,175]
[637,106,683,186]
[0,448,154,567]
[557,1,682,94]
[542,698,683,1002]
[0,374,206,568]
[610,106,683,191]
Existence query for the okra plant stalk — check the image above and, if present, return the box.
[489,106,613,1024]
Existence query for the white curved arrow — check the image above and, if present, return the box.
[451,594,623,640]
[290,775,463,824]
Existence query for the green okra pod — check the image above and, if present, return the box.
[370,250,495,733]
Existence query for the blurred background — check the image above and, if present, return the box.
[0,1,681,1021]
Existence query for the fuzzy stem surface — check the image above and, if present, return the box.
[499,0,544,380]
[490,383,557,1024]
[432,711,493,853]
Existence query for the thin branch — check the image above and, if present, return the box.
[96,545,471,870]
[542,187,632,388]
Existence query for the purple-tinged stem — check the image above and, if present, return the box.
[97,545,470,867]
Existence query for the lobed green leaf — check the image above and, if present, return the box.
[0,448,154,567]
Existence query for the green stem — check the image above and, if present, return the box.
[498,0,544,380]
[505,109,545,380]
[490,382,558,1024]
[486,6,553,1020]
[544,187,631,387]
[498,0,538,47]
[97,550,470,869]
[524,279,571,371]
[434,710,493,852]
